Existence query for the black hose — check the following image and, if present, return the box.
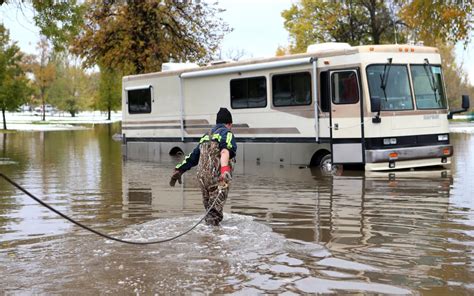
[0,172,218,245]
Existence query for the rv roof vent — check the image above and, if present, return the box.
[162,62,199,72]
[209,59,235,66]
[307,42,352,53]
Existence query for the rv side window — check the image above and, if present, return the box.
[230,76,267,109]
[331,71,359,104]
[320,71,330,112]
[128,87,152,114]
[272,72,312,107]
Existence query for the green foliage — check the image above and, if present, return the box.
[48,55,94,117]
[0,25,30,130]
[282,0,395,53]
[71,1,230,74]
[97,65,121,120]
[1,1,84,52]
[31,0,85,52]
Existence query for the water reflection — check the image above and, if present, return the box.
[0,125,124,242]
[0,126,473,294]
[117,159,473,294]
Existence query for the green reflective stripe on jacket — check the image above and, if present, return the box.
[176,153,191,169]
[226,132,233,149]
[199,135,210,143]
[200,134,221,143]
[212,133,222,141]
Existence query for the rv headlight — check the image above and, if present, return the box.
[438,134,448,141]
[383,138,397,145]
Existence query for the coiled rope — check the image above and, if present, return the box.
[0,172,221,245]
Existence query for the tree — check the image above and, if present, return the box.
[221,48,251,61]
[282,1,473,53]
[31,38,56,121]
[398,0,474,47]
[0,25,30,130]
[31,0,85,52]
[437,43,474,110]
[48,55,93,117]
[1,0,85,52]
[71,1,230,74]
[282,0,395,53]
[96,65,121,121]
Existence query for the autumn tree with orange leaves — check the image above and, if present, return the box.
[71,1,230,75]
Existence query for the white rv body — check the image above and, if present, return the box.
[122,44,452,171]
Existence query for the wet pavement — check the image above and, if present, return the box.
[0,124,473,294]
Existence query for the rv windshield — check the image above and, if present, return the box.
[410,65,447,109]
[367,65,413,111]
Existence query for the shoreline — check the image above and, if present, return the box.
[1,111,122,132]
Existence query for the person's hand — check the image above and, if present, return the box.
[169,169,183,187]
[219,165,232,183]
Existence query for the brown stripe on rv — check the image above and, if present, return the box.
[122,125,182,130]
[122,123,250,130]
[122,119,209,125]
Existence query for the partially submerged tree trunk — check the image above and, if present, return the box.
[2,108,7,130]
[42,98,46,121]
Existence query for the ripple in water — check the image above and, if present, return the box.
[0,212,412,294]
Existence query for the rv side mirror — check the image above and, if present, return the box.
[371,96,381,123]
[448,94,471,119]
[371,96,381,113]
[462,95,470,110]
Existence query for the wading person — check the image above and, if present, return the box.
[169,108,237,226]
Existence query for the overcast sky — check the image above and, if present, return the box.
[1,0,473,84]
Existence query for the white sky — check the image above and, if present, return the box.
[1,0,473,85]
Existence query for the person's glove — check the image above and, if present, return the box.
[219,165,232,183]
[169,169,183,187]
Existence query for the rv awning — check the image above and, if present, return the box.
[180,57,312,79]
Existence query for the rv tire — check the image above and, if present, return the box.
[319,154,343,176]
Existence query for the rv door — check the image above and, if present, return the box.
[329,69,364,164]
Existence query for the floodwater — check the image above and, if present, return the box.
[0,124,473,295]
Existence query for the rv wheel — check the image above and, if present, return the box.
[319,154,343,176]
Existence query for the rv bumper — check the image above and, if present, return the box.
[365,144,453,170]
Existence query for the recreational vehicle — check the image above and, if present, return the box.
[121,43,470,172]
